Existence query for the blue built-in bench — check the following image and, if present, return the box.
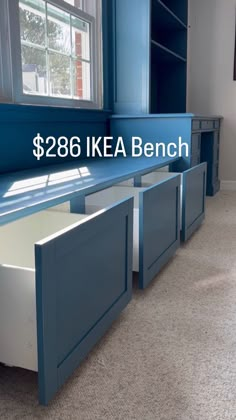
[0,152,207,405]
[0,156,180,225]
[0,105,212,406]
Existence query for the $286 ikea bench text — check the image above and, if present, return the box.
[33,134,189,161]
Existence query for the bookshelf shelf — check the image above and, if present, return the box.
[151,40,187,63]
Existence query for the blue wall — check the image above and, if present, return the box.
[0,104,110,174]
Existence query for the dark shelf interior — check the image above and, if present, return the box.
[152,0,187,58]
[150,0,188,114]
[150,43,187,113]
[154,0,188,27]
[159,0,188,25]
[152,0,187,31]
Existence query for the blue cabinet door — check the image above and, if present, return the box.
[182,162,207,241]
[35,198,133,405]
[139,174,181,289]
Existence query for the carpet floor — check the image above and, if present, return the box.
[0,191,236,420]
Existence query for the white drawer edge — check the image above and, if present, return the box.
[0,265,37,372]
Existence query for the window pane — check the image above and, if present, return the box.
[21,45,47,95]
[47,4,70,55]
[19,0,46,47]
[62,0,97,17]
[63,0,83,10]
[72,59,91,100]
[71,16,90,60]
[18,0,98,104]
[49,52,71,97]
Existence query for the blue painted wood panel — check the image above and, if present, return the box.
[112,0,150,113]
[182,162,207,241]
[35,197,133,405]
[139,174,180,288]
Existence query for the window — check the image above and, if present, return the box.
[0,0,102,108]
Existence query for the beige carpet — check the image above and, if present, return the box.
[0,191,236,420]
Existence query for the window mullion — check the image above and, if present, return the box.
[21,40,46,51]
[45,1,50,96]
[69,13,73,98]
[47,0,92,23]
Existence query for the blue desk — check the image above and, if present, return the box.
[110,113,223,196]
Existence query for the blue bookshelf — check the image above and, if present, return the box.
[112,0,188,114]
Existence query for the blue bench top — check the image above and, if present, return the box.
[0,156,179,226]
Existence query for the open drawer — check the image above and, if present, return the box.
[141,163,207,242]
[84,176,180,290]
[0,199,133,405]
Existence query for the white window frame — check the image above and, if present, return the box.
[0,0,103,109]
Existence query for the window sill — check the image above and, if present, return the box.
[0,102,111,123]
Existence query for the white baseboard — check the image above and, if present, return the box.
[221,181,236,191]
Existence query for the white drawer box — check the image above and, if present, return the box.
[51,189,141,272]
[116,166,170,187]
[0,210,91,372]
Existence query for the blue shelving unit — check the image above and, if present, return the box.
[112,0,188,114]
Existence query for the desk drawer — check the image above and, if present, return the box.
[201,120,214,130]
[214,120,220,129]
[85,177,181,290]
[0,201,133,405]
[142,163,207,242]
[192,120,201,131]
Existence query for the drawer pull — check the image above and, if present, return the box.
[201,120,214,130]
